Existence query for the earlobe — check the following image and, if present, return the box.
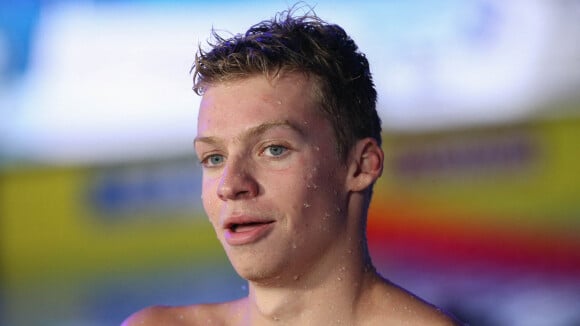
[347,138,384,192]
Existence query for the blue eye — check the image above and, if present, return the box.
[265,145,288,157]
[202,154,225,167]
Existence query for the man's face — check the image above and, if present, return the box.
[194,73,351,283]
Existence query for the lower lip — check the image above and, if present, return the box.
[224,222,274,246]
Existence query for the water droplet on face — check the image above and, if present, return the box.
[276,100,282,105]
[178,315,184,320]
[292,243,297,249]
[293,275,300,281]
[337,276,342,281]
[303,202,311,208]
[306,182,318,190]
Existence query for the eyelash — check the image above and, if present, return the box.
[199,153,225,168]
[261,144,289,158]
[198,143,291,168]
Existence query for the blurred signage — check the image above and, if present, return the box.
[88,159,202,220]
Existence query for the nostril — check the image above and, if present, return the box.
[217,171,259,200]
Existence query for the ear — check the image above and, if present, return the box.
[346,138,384,192]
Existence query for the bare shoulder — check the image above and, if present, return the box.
[365,279,465,326]
[121,299,246,326]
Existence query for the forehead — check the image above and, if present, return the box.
[196,73,324,136]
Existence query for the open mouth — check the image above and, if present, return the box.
[229,221,274,233]
[224,220,275,245]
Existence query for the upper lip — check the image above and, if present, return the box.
[223,214,275,231]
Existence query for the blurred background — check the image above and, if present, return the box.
[1,0,579,325]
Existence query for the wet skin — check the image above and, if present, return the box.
[194,73,352,285]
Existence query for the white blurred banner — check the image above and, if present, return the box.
[1,0,579,164]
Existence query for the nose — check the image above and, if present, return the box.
[216,158,259,201]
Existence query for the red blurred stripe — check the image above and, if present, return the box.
[367,205,580,276]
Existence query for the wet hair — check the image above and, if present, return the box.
[191,7,382,160]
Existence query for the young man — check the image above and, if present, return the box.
[124,8,462,326]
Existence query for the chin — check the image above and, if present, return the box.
[234,261,278,280]
[230,255,290,284]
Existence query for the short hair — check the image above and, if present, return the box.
[191,7,382,160]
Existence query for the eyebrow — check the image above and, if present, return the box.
[194,119,305,146]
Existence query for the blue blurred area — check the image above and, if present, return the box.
[2,1,580,325]
[0,0,41,81]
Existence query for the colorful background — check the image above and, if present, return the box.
[2,1,580,325]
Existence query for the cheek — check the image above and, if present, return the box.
[201,177,219,219]
[304,164,322,190]
[303,161,347,217]
[305,160,341,193]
